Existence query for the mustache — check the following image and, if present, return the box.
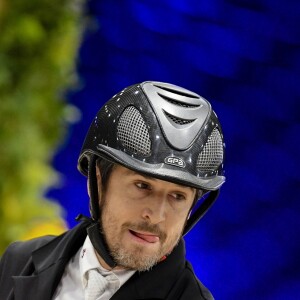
[122,221,167,242]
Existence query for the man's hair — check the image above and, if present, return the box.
[96,158,115,193]
[96,158,204,205]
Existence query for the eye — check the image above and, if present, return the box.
[169,193,186,201]
[135,182,151,190]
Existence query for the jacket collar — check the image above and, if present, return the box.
[12,220,186,300]
[112,239,186,300]
[12,220,89,300]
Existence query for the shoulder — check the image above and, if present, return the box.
[9,235,55,251]
[171,240,214,299]
[1,220,90,269]
[156,239,214,300]
[3,235,55,260]
[0,235,57,293]
[0,235,55,275]
[174,261,214,300]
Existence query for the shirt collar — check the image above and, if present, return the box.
[79,235,135,289]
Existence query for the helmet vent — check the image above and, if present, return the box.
[117,106,151,156]
[158,93,199,108]
[164,111,195,125]
[197,128,223,173]
[153,84,199,99]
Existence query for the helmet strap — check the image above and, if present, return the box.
[87,153,219,265]
[86,154,117,268]
[183,189,220,235]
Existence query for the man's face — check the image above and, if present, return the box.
[97,164,196,271]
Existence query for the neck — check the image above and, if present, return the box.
[94,248,125,271]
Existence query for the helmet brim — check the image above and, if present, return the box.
[93,145,225,191]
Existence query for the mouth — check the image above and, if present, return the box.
[129,230,160,244]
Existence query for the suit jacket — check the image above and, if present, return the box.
[0,219,214,300]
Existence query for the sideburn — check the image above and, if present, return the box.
[96,158,116,206]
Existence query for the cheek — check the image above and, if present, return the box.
[102,195,137,226]
[165,211,188,235]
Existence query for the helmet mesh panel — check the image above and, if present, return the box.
[197,128,223,173]
[117,106,151,156]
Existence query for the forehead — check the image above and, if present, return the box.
[115,165,195,193]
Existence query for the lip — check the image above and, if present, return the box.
[128,230,160,244]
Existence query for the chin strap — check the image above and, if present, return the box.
[183,189,220,236]
[76,214,117,268]
[80,153,118,269]
[84,153,219,267]
[88,154,100,221]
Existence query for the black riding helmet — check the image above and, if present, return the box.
[78,81,225,267]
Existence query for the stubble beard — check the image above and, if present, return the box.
[100,202,182,272]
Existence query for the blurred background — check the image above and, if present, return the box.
[0,0,299,299]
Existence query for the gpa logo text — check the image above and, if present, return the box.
[164,156,186,168]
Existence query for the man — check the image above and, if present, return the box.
[0,81,225,299]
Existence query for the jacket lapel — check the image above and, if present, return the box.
[11,221,89,300]
[10,221,187,300]
[13,264,64,300]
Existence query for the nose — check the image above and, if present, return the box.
[141,195,167,224]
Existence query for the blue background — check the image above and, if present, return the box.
[48,1,300,299]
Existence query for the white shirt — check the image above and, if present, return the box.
[53,236,135,300]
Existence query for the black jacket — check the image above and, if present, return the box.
[0,220,214,300]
